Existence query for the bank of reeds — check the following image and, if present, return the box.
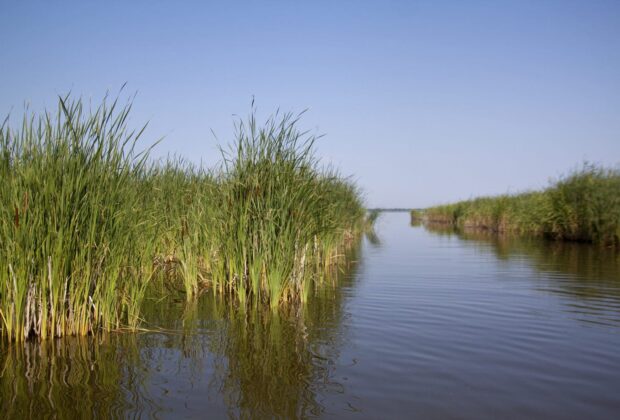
[421,164,620,245]
[0,95,368,341]
[0,96,157,341]
[206,111,367,308]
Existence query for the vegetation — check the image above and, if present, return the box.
[0,96,157,342]
[421,164,620,246]
[0,95,368,342]
[410,209,424,226]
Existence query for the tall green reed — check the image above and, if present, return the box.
[208,109,367,308]
[0,95,157,341]
[0,94,369,341]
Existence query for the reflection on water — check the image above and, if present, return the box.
[0,336,131,418]
[423,223,620,326]
[0,246,360,418]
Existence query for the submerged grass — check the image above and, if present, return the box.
[421,164,620,246]
[0,95,368,342]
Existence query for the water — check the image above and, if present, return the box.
[2,212,620,419]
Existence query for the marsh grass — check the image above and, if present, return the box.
[0,95,368,341]
[204,109,367,307]
[422,164,620,246]
[0,95,157,341]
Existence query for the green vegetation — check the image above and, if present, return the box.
[410,209,424,226]
[0,96,157,341]
[0,95,368,342]
[421,164,620,246]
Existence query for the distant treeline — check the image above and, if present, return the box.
[417,164,620,246]
[367,208,416,212]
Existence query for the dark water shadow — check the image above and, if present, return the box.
[0,245,362,418]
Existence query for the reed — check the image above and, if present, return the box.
[0,95,368,341]
[0,95,157,341]
[421,164,620,245]
[206,109,367,308]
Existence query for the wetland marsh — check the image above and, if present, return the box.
[2,213,620,418]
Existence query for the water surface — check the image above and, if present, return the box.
[2,212,620,418]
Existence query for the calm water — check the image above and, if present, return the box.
[2,212,620,419]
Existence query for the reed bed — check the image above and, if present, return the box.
[0,96,157,342]
[206,110,367,308]
[421,164,620,245]
[0,95,368,342]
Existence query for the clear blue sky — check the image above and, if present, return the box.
[1,0,619,208]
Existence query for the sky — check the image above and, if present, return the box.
[1,0,619,208]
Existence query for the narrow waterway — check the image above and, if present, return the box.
[2,212,619,419]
